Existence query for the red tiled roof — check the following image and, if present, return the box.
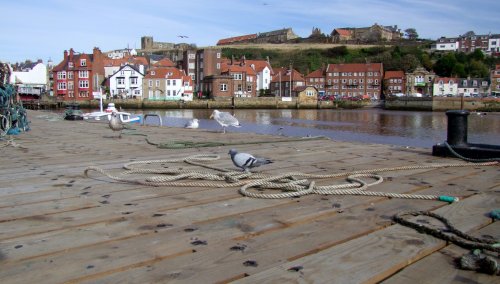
[334,29,352,37]
[306,68,325,78]
[246,60,272,73]
[144,67,185,79]
[221,64,257,76]
[103,56,149,67]
[217,34,257,45]
[384,70,404,79]
[154,58,176,67]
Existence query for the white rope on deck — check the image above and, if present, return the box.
[84,154,499,201]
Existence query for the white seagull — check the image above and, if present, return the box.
[109,111,124,138]
[185,118,199,129]
[228,149,273,172]
[210,110,241,133]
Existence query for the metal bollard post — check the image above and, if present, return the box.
[446,110,469,146]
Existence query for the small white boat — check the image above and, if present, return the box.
[83,101,141,123]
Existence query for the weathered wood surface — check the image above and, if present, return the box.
[0,110,498,283]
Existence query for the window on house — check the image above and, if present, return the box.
[247,85,252,92]
[57,82,66,90]
[130,77,137,85]
[58,71,66,80]
[79,80,89,88]
[156,80,160,87]
[149,80,153,87]
[68,72,73,79]
[220,83,227,91]
[79,70,89,78]
[80,59,86,66]
[68,62,73,68]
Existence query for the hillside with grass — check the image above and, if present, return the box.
[220,42,500,77]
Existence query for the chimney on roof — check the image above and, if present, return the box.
[64,50,68,59]
[241,55,246,66]
[231,55,234,65]
[266,56,270,63]
[69,48,74,60]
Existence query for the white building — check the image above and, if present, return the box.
[433,77,459,97]
[248,60,273,91]
[457,78,490,97]
[109,64,144,99]
[9,60,48,98]
[143,67,194,101]
[488,36,500,54]
[432,37,459,51]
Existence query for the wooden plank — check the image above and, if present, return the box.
[0,110,498,284]
[231,193,499,284]
[381,221,500,284]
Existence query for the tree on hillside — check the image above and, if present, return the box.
[433,53,457,76]
[404,28,419,40]
[469,48,485,62]
[467,60,489,77]
[451,63,466,77]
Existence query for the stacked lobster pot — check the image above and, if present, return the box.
[1,62,30,136]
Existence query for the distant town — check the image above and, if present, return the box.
[2,23,500,104]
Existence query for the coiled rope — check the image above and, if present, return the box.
[84,154,499,201]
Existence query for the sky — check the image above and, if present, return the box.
[1,0,499,64]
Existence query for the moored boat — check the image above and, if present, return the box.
[63,103,84,120]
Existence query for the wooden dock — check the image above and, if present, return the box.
[0,110,498,283]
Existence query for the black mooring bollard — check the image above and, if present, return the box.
[446,110,469,146]
[433,109,500,159]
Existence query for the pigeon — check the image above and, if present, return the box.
[109,111,124,138]
[210,110,241,133]
[228,149,273,172]
[185,118,199,129]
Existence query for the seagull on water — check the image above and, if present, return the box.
[210,110,241,133]
[185,118,199,129]
[109,111,124,138]
[228,149,273,172]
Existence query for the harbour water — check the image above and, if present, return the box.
[127,108,500,148]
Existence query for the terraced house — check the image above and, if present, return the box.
[142,67,193,101]
[52,48,105,101]
[324,63,384,99]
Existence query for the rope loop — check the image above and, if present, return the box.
[84,154,499,201]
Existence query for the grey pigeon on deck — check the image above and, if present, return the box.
[185,118,199,129]
[109,111,124,138]
[228,149,273,172]
[210,110,241,133]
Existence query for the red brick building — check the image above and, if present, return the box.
[202,74,234,99]
[305,68,326,96]
[383,70,406,97]
[52,48,105,101]
[325,63,383,99]
[270,67,306,97]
